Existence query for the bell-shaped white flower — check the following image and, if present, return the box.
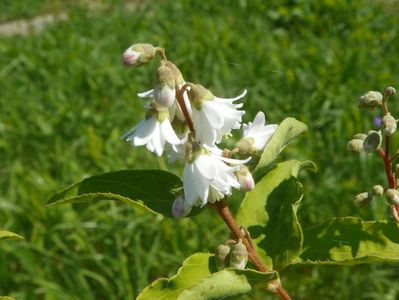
[121,108,181,157]
[183,144,250,207]
[188,84,246,146]
[236,112,277,154]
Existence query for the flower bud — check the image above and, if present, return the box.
[384,86,396,97]
[235,165,255,191]
[372,185,384,196]
[215,244,230,270]
[386,189,399,205]
[229,239,248,270]
[165,61,184,85]
[122,43,156,67]
[347,139,364,153]
[154,65,176,108]
[382,113,397,136]
[353,133,367,140]
[358,91,383,109]
[353,192,373,207]
[235,137,256,155]
[172,194,192,218]
[363,130,382,152]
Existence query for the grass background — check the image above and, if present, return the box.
[1,0,399,299]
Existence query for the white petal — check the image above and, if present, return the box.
[152,123,164,156]
[202,101,224,128]
[161,119,181,145]
[132,118,157,145]
[137,89,154,98]
[215,89,247,102]
[195,155,216,180]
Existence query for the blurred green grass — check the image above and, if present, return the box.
[1,0,399,299]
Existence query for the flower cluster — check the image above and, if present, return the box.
[121,43,278,218]
[348,86,399,222]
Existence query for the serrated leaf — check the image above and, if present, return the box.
[0,230,23,243]
[47,170,182,218]
[297,217,399,265]
[137,252,276,300]
[254,117,308,174]
[237,160,314,271]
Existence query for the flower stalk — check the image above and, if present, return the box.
[213,199,292,300]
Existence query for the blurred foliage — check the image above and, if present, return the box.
[1,0,399,299]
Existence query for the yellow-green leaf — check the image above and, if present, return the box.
[0,230,23,243]
[237,160,315,270]
[298,217,399,265]
[137,253,276,300]
[254,117,308,174]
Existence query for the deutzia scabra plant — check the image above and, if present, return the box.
[49,44,399,299]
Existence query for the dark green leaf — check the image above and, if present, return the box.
[47,170,182,218]
[254,118,308,174]
[137,252,277,300]
[298,217,399,265]
[237,160,315,270]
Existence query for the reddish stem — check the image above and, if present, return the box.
[383,137,395,189]
[213,200,292,300]
[175,84,195,133]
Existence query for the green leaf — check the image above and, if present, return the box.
[0,230,23,243]
[297,217,399,265]
[254,117,308,174]
[47,170,182,218]
[0,297,14,300]
[137,252,277,300]
[236,160,315,271]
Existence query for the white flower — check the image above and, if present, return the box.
[189,84,246,146]
[121,109,181,157]
[237,112,277,153]
[138,83,191,121]
[183,147,250,207]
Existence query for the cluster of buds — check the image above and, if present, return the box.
[121,43,278,218]
[215,237,249,270]
[349,86,399,221]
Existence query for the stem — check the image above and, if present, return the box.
[213,200,292,300]
[383,137,395,189]
[175,84,195,133]
[155,47,167,61]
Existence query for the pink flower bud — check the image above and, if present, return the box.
[172,194,192,219]
[122,43,156,67]
[236,165,255,191]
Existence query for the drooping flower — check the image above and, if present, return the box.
[188,84,246,146]
[236,111,277,155]
[137,62,191,121]
[122,43,156,67]
[121,108,181,157]
[182,143,249,208]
